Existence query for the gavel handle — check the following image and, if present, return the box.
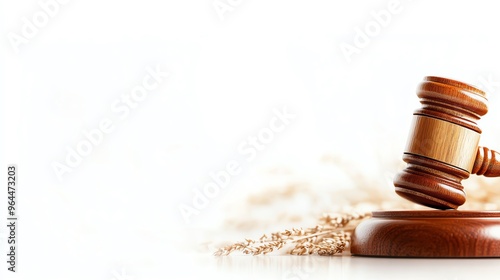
[472,147,500,177]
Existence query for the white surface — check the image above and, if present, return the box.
[210,255,500,280]
[3,0,500,279]
[134,253,500,280]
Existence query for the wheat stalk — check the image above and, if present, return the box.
[214,212,370,256]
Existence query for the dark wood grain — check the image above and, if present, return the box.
[351,210,500,257]
[394,154,468,209]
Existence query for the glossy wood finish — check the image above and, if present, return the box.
[351,210,500,257]
[473,146,500,176]
[415,76,487,132]
[394,76,500,209]
[394,154,468,209]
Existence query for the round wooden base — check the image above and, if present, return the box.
[351,210,500,257]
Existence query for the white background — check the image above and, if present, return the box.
[2,0,500,279]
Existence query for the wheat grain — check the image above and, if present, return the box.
[214,212,370,256]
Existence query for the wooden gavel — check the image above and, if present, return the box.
[394,76,500,209]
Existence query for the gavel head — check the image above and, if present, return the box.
[393,76,488,209]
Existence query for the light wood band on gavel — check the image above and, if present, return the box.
[405,115,500,176]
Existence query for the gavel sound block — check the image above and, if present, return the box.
[351,76,500,257]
